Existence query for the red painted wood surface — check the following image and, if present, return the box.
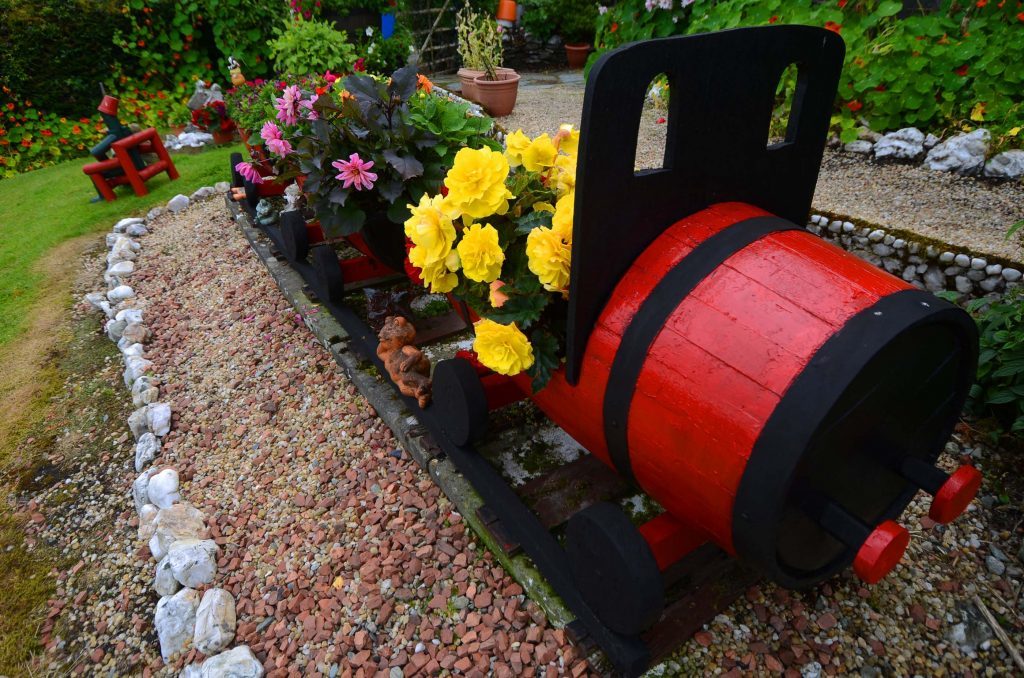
[307,221,325,244]
[519,202,910,555]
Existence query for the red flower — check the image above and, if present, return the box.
[838,0,847,7]
[1018,11,1024,21]
[768,15,778,23]
[874,84,887,92]
[656,117,666,124]
[846,100,863,112]
[40,129,52,137]
[611,22,618,32]
[976,0,987,5]
[955,64,969,76]
[824,21,841,34]
[21,138,31,147]
[353,58,366,72]
[5,103,13,111]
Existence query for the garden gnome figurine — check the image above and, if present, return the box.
[228,56,246,86]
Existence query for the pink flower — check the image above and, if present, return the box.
[300,94,319,120]
[275,85,302,126]
[235,161,264,184]
[267,137,293,157]
[331,153,377,191]
[260,120,282,142]
[324,70,338,84]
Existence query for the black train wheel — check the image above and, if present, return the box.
[565,502,665,637]
[432,358,489,446]
[230,152,243,188]
[311,246,345,304]
[280,210,309,262]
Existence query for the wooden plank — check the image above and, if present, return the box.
[518,455,632,530]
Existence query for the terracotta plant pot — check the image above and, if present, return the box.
[496,0,517,23]
[565,43,591,69]
[458,67,515,102]
[473,71,521,117]
[212,128,235,145]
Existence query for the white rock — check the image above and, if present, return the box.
[114,217,145,232]
[983,149,1024,180]
[198,645,263,677]
[128,407,150,439]
[147,402,172,437]
[136,432,161,471]
[924,133,940,149]
[970,257,987,270]
[133,468,158,513]
[132,376,160,408]
[194,588,236,656]
[191,186,216,201]
[155,556,181,596]
[124,356,154,386]
[180,665,203,678]
[168,194,191,213]
[139,503,160,541]
[1003,268,1022,282]
[986,264,1003,276]
[107,285,135,302]
[169,538,219,588]
[126,223,150,237]
[106,262,135,284]
[844,140,873,154]
[214,181,231,193]
[150,502,207,561]
[955,275,974,294]
[147,206,164,221]
[873,127,925,161]
[954,253,971,267]
[923,266,946,292]
[868,229,885,242]
[939,251,955,263]
[106,232,120,247]
[925,129,990,175]
[828,220,842,233]
[84,291,107,310]
[121,322,151,345]
[122,342,145,358]
[105,318,128,342]
[155,588,201,662]
[116,308,143,325]
[148,468,181,509]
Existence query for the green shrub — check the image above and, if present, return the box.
[591,0,1024,148]
[0,0,128,116]
[267,17,359,76]
[964,289,1024,434]
[520,0,558,42]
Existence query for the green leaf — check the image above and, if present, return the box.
[483,291,548,328]
[515,209,554,235]
[526,330,561,392]
[382,149,424,180]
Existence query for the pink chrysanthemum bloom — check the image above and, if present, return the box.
[235,161,264,184]
[300,94,319,120]
[260,120,282,142]
[267,137,293,157]
[331,153,377,191]
[275,85,302,126]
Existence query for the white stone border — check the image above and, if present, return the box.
[806,214,1021,300]
[83,186,263,677]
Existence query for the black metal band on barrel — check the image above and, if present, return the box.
[602,216,800,482]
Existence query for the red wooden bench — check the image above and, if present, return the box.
[82,128,178,201]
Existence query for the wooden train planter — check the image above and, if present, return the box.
[229,26,984,677]
[429,26,982,671]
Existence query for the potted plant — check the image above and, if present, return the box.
[557,0,597,68]
[474,56,520,117]
[456,2,512,103]
[191,100,237,144]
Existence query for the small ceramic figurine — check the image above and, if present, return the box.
[228,56,246,87]
[187,81,209,111]
[377,316,432,408]
[283,183,302,211]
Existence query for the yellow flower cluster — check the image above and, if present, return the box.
[472,318,534,375]
[526,192,573,292]
[505,124,579,198]
[404,194,460,293]
[444,147,514,219]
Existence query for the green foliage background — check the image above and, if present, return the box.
[591,0,1024,147]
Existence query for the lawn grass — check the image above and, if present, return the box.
[0,143,241,347]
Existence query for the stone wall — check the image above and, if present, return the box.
[805,213,1022,300]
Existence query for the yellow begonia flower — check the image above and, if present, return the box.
[473,318,534,376]
[444,147,514,220]
[553,154,576,196]
[409,245,458,293]
[505,129,531,167]
[526,225,572,292]
[533,201,555,214]
[404,193,456,264]
[456,223,505,283]
[556,123,580,158]
[520,133,558,172]
[552,191,574,241]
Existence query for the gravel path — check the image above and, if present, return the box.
[493,76,1024,263]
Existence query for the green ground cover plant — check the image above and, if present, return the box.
[591,0,1024,148]
[0,144,241,348]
